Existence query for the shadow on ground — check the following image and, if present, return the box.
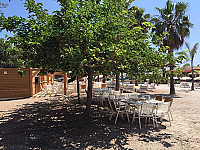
[0,96,173,149]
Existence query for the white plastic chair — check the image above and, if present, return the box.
[108,99,130,124]
[136,85,148,93]
[113,91,120,96]
[164,97,173,120]
[148,83,156,90]
[54,84,63,95]
[39,84,46,97]
[155,102,171,126]
[133,103,157,129]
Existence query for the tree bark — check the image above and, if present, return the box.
[191,60,194,90]
[116,74,120,91]
[77,75,80,104]
[85,68,93,117]
[97,75,100,82]
[121,72,124,83]
[170,64,175,94]
[135,79,138,86]
[103,75,106,83]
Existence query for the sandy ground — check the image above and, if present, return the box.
[0,84,200,149]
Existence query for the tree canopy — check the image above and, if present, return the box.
[0,38,22,68]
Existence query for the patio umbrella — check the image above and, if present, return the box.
[180,77,192,81]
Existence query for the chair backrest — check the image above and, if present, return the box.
[156,102,170,114]
[40,84,44,91]
[185,82,189,87]
[110,82,116,87]
[113,91,120,96]
[93,88,101,92]
[155,95,162,101]
[56,84,62,93]
[150,83,156,88]
[140,103,155,115]
[106,99,111,109]
[108,99,117,112]
[109,94,115,100]
[164,97,173,107]
[102,92,109,99]
[140,85,148,90]
[180,82,186,87]
[102,88,109,91]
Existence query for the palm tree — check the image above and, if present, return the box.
[152,0,193,94]
[185,42,199,90]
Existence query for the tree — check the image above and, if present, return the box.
[152,0,193,94]
[185,42,199,90]
[0,38,21,68]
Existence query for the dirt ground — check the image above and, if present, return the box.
[0,84,200,150]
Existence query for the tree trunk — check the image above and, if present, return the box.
[77,75,80,104]
[85,68,93,117]
[135,79,138,86]
[191,60,194,90]
[103,75,106,83]
[116,74,120,91]
[97,75,100,82]
[170,64,175,95]
[121,72,124,83]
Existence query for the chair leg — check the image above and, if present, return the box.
[132,111,136,124]
[152,116,155,128]
[160,114,163,122]
[115,112,119,124]
[139,115,141,129]
[154,116,158,128]
[168,113,171,126]
[170,110,173,121]
[126,110,130,123]
[109,113,112,121]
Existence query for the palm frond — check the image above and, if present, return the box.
[190,43,199,59]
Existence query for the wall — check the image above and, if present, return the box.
[0,68,31,99]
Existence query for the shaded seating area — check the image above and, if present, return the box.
[91,85,174,128]
[180,82,190,88]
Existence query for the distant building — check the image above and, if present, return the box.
[181,66,200,78]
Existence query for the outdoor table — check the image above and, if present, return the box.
[129,97,147,101]
[146,100,164,104]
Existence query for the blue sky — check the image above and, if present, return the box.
[0,0,199,66]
